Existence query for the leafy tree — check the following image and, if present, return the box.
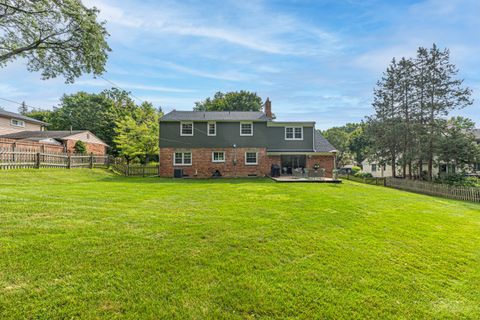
[321,123,368,168]
[0,0,110,82]
[23,108,54,123]
[194,91,263,111]
[114,102,162,163]
[436,117,480,172]
[322,127,351,167]
[74,140,86,154]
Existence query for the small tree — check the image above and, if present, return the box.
[74,140,87,154]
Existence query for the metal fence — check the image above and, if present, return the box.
[110,159,159,177]
[0,150,108,170]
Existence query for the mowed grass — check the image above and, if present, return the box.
[0,170,479,319]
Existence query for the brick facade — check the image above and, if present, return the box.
[65,139,107,155]
[160,147,271,178]
[159,148,335,178]
[307,155,335,178]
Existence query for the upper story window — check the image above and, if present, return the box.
[240,122,253,136]
[180,122,194,136]
[11,119,25,127]
[285,126,303,140]
[174,152,192,165]
[208,122,216,136]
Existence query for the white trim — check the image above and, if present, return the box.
[245,151,258,165]
[180,122,194,136]
[173,152,192,166]
[240,121,253,136]
[207,121,216,136]
[285,126,303,140]
[212,151,225,163]
[10,118,25,127]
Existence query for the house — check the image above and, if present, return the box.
[159,98,337,178]
[362,128,480,177]
[0,130,108,155]
[0,109,48,135]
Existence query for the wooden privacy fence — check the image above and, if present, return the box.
[385,177,480,202]
[110,158,159,177]
[0,150,108,169]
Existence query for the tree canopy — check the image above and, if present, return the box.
[194,91,263,111]
[0,0,110,82]
[321,123,368,168]
[365,44,474,179]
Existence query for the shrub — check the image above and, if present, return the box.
[351,166,361,175]
[354,171,373,178]
[74,141,87,154]
[435,173,479,187]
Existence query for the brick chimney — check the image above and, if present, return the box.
[264,97,272,119]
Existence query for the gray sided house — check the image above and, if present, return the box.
[159,99,337,178]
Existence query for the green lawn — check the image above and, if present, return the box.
[1,169,479,319]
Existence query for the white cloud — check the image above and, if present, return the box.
[74,79,196,93]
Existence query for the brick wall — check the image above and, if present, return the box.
[65,139,107,155]
[306,155,335,178]
[159,147,271,178]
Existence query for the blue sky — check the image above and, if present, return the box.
[1,0,479,129]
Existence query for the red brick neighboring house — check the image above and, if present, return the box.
[159,98,337,178]
[0,130,108,155]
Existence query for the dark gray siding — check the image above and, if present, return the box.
[159,121,314,150]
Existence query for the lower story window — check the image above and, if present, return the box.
[371,164,377,172]
[174,152,192,165]
[212,151,225,162]
[245,152,258,165]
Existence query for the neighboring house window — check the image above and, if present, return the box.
[245,152,258,165]
[208,122,216,136]
[285,126,303,140]
[371,164,377,172]
[240,122,253,136]
[180,122,194,136]
[174,152,192,165]
[10,119,25,127]
[212,151,225,163]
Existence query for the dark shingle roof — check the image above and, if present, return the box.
[314,131,336,153]
[0,109,49,125]
[0,130,84,140]
[160,110,268,121]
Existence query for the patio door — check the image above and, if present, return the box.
[281,155,306,174]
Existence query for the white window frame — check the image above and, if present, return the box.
[285,126,303,140]
[11,119,25,127]
[245,152,258,165]
[207,121,216,136]
[180,122,194,136]
[173,152,192,166]
[212,151,225,163]
[240,121,253,136]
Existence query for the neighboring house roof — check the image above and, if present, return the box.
[160,110,269,121]
[0,109,49,125]
[0,130,108,146]
[0,130,84,140]
[314,131,337,153]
